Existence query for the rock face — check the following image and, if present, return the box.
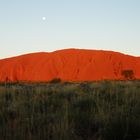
[0,49,140,82]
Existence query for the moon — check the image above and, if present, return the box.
[42,17,46,21]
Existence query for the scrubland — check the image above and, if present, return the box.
[0,80,139,140]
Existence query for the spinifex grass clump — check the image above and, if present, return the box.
[0,81,139,140]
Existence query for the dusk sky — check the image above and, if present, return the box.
[0,0,140,59]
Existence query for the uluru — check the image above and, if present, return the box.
[0,48,140,82]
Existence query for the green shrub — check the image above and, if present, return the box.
[121,70,135,80]
[49,78,62,83]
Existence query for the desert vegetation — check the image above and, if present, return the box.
[0,81,139,140]
[121,70,135,80]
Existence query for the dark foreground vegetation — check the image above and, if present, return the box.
[0,81,140,140]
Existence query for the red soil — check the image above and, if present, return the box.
[0,49,140,82]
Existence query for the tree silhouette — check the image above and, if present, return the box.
[50,78,61,83]
[121,70,135,80]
